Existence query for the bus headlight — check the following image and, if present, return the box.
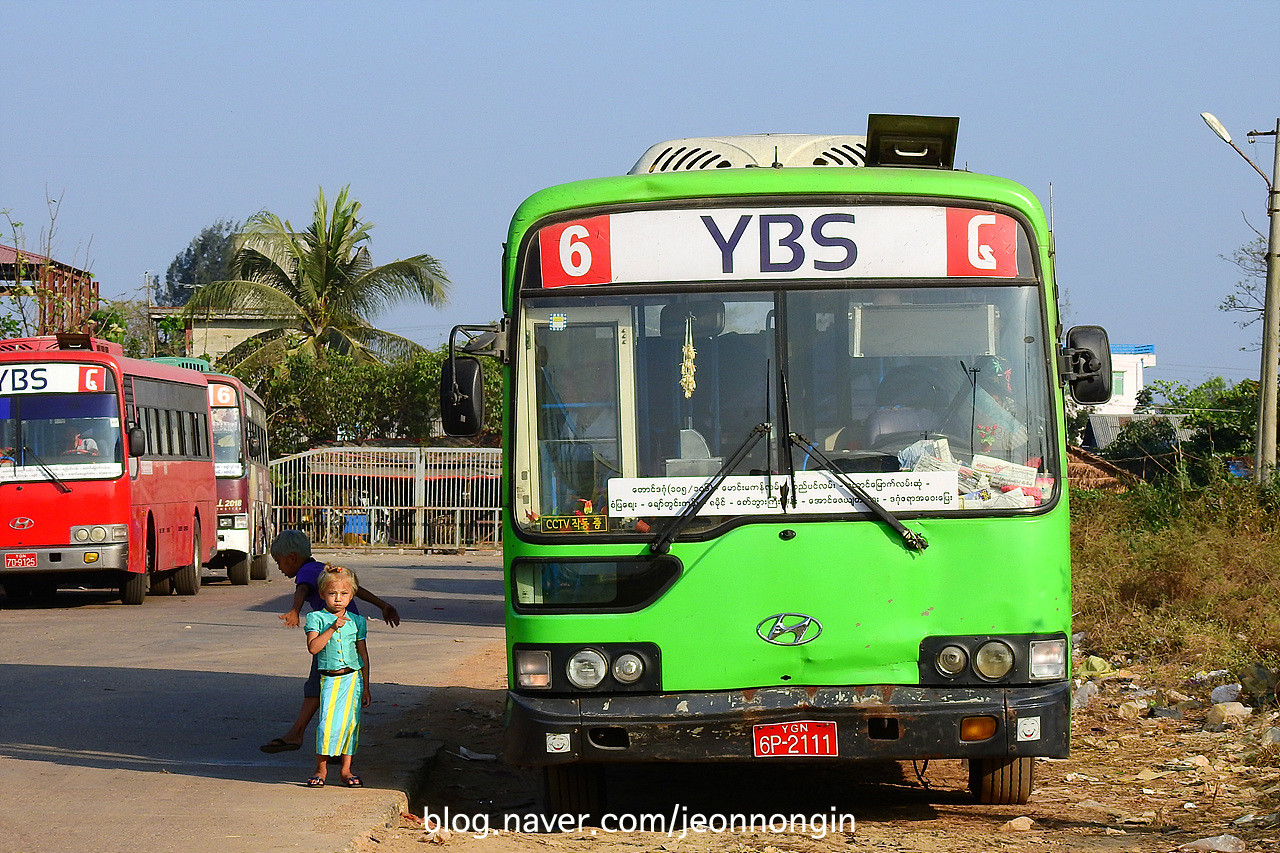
[974,640,1015,680]
[71,525,127,544]
[1029,639,1067,680]
[935,644,968,677]
[515,650,551,689]
[612,653,645,684]
[566,649,608,689]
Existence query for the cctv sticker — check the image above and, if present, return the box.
[545,733,572,754]
[1016,716,1041,742]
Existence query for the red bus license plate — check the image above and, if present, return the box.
[5,553,37,569]
[753,721,838,757]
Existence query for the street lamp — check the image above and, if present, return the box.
[1201,112,1280,482]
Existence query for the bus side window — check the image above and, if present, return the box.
[170,410,183,457]
[145,408,157,456]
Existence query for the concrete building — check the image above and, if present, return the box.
[149,306,284,361]
[1094,344,1155,416]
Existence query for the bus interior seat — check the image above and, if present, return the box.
[864,406,935,448]
[665,428,723,477]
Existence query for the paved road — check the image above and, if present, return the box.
[0,550,504,853]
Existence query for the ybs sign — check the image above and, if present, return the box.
[537,206,1020,287]
[0,363,107,395]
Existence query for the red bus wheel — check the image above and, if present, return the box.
[175,522,202,596]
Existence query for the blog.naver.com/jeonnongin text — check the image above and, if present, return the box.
[423,805,857,840]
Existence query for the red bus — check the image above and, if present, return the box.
[0,334,218,604]
[206,373,271,583]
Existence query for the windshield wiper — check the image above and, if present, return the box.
[788,433,928,552]
[649,423,771,555]
[776,360,797,511]
[21,445,71,493]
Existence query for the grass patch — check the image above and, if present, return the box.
[1071,474,1280,671]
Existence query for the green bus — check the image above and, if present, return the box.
[442,115,1111,814]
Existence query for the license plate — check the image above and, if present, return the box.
[753,720,838,757]
[5,553,37,569]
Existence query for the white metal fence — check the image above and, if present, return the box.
[270,446,502,551]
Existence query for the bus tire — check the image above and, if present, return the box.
[542,764,604,820]
[175,522,202,596]
[969,755,1034,805]
[250,554,270,581]
[120,570,148,605]
[228,557,250,585]
[151,572,173,596]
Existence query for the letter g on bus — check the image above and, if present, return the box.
[756,613,823,646]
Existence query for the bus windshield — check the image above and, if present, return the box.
[0,392,124,480]
[515,283,1055,537]
[211,406,243,477]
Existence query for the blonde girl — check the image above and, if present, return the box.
[303,565,371,787]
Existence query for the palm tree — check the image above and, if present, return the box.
[184,186,449,374]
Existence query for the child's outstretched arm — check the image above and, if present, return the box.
[282,582,312,628]
[355,586,400,627]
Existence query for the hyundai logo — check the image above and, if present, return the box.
[756,613,823,646]
[9,517,34,530]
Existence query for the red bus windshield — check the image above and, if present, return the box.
[0,389,123,481]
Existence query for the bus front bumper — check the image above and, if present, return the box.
[0,543,128,574]
[504,682,1069,766]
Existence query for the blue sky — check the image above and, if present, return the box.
[4,1,1278,388]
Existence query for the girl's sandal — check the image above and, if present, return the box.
[307,776,325,788]
[343,775,363,788]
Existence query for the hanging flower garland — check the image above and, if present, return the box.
[680,314,697,399]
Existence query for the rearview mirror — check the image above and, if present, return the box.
[440,356,485,436]
[127,425,147,457]
[1063,325,1112,405]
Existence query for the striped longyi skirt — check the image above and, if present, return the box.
[317,671,362,756]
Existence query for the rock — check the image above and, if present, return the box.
[1240,663,1279,699]
[1262,727,1280,747]
[1210,683,1242,704]
[1207,702,1252,727]
[1118,699,1148,720]
[1001,816,1034,831]
[1149,705,1183,719]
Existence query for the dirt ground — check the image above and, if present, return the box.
[352,646,1280,853]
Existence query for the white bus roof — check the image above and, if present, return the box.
[629,134,867,174]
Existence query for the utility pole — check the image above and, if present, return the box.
[1201,113,1280,482]
[1260,118,1280,481]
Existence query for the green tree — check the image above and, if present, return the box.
[1107,377,1259,482]
[260,347,502,456]
[159,219,239,307]
[184,187,449,378]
